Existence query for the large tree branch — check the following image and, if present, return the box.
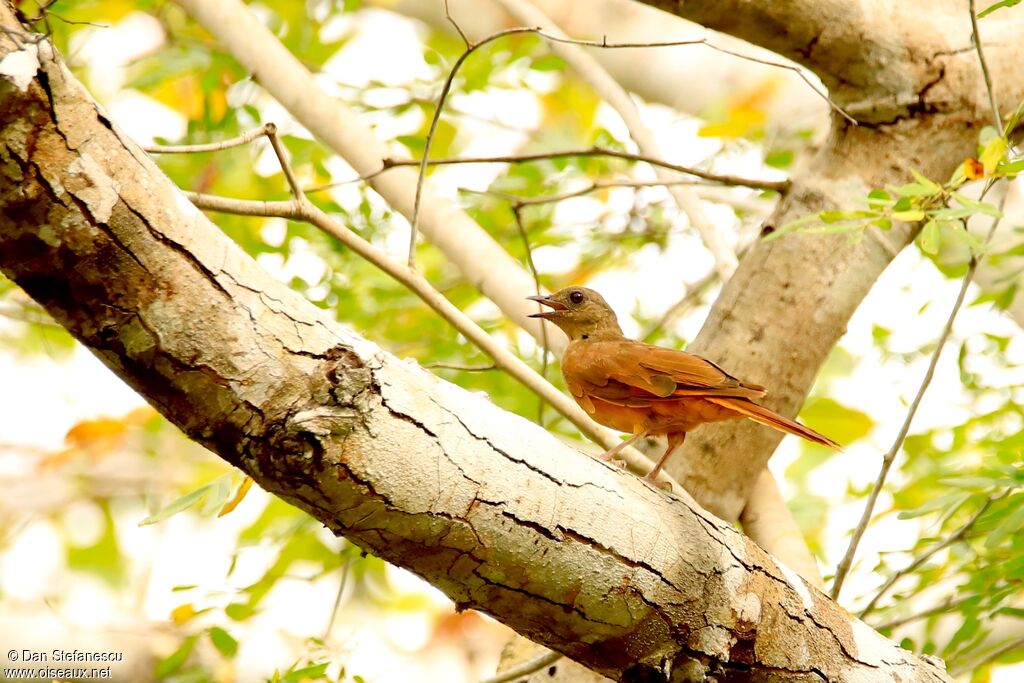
[0,12,952,682]
[639,1,1024,124]
[174,0,823,574]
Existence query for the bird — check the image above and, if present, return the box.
[528,286,840,482]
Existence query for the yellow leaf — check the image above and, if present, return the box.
[171,603,196,624]
[980,137,1007,175]
[218,477,254,517]
[892,210,925,222]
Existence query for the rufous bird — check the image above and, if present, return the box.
[528,286,840,481]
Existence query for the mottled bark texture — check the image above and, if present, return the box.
[636,0,1024,520]
[0,8,953,682]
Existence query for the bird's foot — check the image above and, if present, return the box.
[648,477,673,491]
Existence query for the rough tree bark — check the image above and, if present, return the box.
[171,0,825,583]
[0,8,953,682]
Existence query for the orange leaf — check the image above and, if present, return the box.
[218,477,254,517]
[962,158,985,180]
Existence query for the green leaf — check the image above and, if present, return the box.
[155,635,198,678]
[985,502,1024,549]
[917,219,937,253]
[530,55,565,71]
[225,602,256,621]
[971,283,1018,311]
[765,149,794,168]
[799,397,875,445]
[898,492,970,519]
[908,168,943,194]
[952,192,1002,217]
[139,474,233,525]
[894,183,936,198]
[66,502,124,587]
[395,135,424,153]
[999,158,1024,175]
[208,627,238,658]
[938,476,997,489]
[284,662,330,682]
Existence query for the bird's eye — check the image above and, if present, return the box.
[569,290,585,305]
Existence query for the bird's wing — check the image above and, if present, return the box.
[634,345,766,397]
[568,341,766,407]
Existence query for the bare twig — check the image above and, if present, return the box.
[322,554,351,640]
[423,361,498,371]
[858,492,1006,618]
[969,0,1002,134]
[406,17,843,268]
[264,123,304,199]
[144,124,274,154]
[480,650,562,683]
[509,203,551,423]
[443,0,470,46]
[492,0,737,278]
[383,148,789,192]
[409,25,540,269]
[830,189,1006,600]
[876,594,973,631]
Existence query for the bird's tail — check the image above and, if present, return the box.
[707,397,842,450]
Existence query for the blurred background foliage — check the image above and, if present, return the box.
[1,0,1023,681]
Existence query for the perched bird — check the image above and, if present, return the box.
[528,286,840,481]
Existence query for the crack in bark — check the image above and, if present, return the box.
[122,200,234,301]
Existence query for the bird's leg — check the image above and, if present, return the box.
[645,432,685,482]
[600,430,647,462]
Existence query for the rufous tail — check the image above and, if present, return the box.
[707,397,842,450]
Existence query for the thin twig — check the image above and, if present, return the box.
[264,123,304,200]
[858,492,1005,618]
[322,554,350,640]
[406,19,844,266]
[443,0,470,47]
[509,204,550,424]
[875,594,974,631]
[386,148,789,192]
[830,188,1006,600]
[423,361,498,371]
[479,650,562,683]
[461,181,774,215]
[492,0,737,278]
[409,26,540,269]
[144,124,273,154]
[969,0,1002,134]
[518,29,854,124]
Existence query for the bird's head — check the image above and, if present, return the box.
[527,286,624,341]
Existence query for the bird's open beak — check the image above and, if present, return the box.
[527,294,566,319]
